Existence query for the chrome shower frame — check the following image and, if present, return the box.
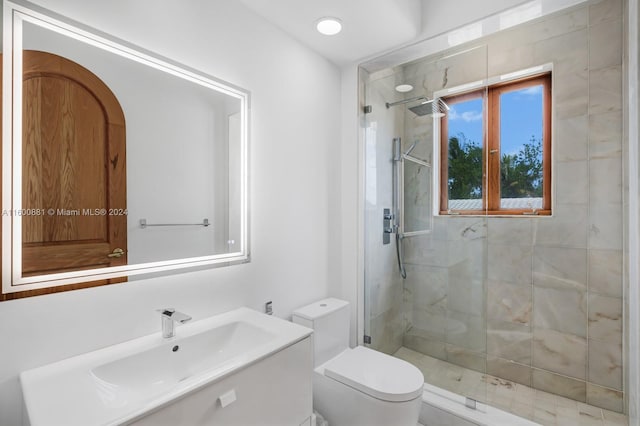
[391,136,435,279]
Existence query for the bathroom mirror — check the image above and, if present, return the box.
[2,0,250,296]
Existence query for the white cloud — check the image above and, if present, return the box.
[449,107,483,122]
[520,85,542,96]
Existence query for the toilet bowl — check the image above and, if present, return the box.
[292,298,424,426]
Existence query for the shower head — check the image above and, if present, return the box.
[385,96,450,117]
[408,98,450,117]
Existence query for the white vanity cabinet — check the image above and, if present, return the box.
[21,308,313,426]
[129,337,312,426]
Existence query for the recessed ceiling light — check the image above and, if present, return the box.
[316,17,342,36]
[395,84,414,93]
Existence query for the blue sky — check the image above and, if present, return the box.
[447,85,543,157]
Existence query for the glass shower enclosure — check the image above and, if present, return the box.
[363,45,491,405]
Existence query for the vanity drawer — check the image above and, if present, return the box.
[129,337,312,426]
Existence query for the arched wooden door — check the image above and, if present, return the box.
[3,50,127,299]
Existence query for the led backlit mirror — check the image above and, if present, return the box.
[2,0,250,296]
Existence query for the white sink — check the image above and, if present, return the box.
[91,321,275,401]
[20,308,312,426]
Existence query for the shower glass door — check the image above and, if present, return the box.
[363,45,490,406]
[363,70,406,355]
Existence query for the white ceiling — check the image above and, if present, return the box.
[239,0,423,66]
[240,0,583,68]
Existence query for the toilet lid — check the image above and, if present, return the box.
[323,346,424,402]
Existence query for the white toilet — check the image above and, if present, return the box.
[292,298,424,426]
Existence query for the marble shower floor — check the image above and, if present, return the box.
[393,347,628,426]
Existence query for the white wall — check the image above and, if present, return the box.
[0,1,341,425]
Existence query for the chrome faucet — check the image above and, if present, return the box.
[157,308,192,338]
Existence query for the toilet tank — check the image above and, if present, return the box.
[292,298,350,367]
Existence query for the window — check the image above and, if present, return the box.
[440,73,551,215]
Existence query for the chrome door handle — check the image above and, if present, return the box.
[108,248,125,258]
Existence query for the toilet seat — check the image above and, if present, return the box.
[322,346,424,402]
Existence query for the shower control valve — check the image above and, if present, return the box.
[383,208,394,245]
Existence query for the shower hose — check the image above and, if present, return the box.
[395,232,407,279]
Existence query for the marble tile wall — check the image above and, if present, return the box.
[393,0,625,413]
[403,216,489,375]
